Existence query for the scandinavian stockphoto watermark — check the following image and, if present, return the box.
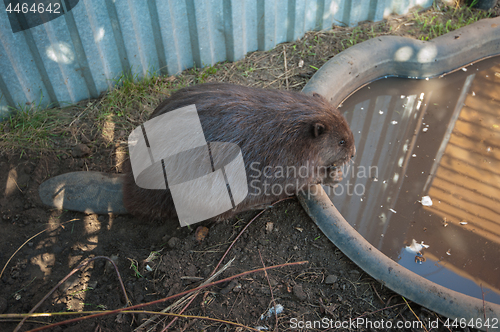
[290,317,442,330]
[247,162,378,198]
[128,104,248,227]
[289,317,499,330]
[324,163,378,197]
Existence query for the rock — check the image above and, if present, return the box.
[293,284,307,301]
[349,270,360,279]
[168,237,180,249]
[195,226,209,242]
[220,280,239,294]
[268,277,278,287]
[71,144,90,158]
[325,274,338,285]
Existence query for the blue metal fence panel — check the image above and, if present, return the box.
[0,0,433,119]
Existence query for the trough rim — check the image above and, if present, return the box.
[300,16,500,328]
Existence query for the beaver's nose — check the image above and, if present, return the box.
[351,146,356,159]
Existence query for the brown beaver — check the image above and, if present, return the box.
[122,83,355,221]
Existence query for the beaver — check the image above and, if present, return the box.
[122,83,355,221]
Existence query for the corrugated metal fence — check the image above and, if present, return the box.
[0,0,433,119]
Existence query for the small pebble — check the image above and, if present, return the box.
[168,237,180,249]
[72,144,91,158]
[220,280,239,294]
[325,275,338,284]
[293,284,307,301]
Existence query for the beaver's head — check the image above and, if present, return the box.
[308,93,355,161]
[306,93,355,184]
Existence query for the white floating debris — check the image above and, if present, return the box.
[255,327,269,331]
[401,95,405,99]
[421,196,433,206]
[412,154,417,157]
[425,77,429,81]
[460,221,468,225]
[146,264,153,272]
[422,127,428,132]
[446,249,451,256]
[389,208,397,213]
[472,91,476,96]
[391,120,398,125]
[379,110,384,114]
[462,67,467,71]
[298,59,304,68]
[260,304,284,320]
[406,239,430,254]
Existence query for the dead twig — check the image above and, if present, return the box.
[370,283,385,305]
[402,296,428,332]
[283,46,289,90]
[259,250,279,332]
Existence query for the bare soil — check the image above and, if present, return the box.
[1,3,499,331]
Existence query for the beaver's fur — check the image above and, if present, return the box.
[123,83,355,221]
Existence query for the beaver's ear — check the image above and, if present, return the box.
[312,123,326,138]
[304,91,324,99]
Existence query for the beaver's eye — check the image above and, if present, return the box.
[339,139,346,146]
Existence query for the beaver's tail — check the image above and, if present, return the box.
[39,172,128,214]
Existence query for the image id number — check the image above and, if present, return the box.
[6,2,61,14]
[444,318,498,329]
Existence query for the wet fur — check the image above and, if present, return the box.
[123,83,355,221]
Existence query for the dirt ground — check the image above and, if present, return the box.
[1,2,499,332]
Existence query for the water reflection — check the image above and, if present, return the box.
[328,56,500,304]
